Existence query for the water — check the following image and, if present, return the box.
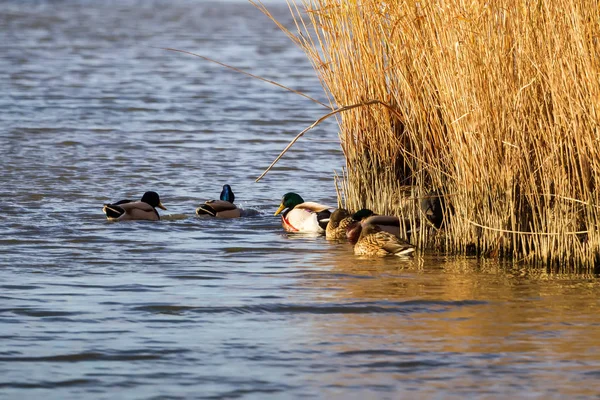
[2,1,600,398]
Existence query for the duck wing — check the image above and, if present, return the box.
[363,215,400,237]
[295,202,331,213]
[364,215,399,226]
[117,201,159,221]
[376,232,415,255]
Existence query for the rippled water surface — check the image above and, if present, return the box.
[2,1,600,399]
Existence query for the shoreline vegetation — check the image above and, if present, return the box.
[250,0,600,272]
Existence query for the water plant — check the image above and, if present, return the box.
[250,0,600,271]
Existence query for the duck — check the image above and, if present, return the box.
[325,208,353,240]
[102,191,167,221]
[344,209,399,242]
[196,184,241,219]
[420,191,451,228]
[354,223,416,256]
[274,192,332,233]
[345,208,375,243]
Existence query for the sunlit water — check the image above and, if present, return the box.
[2,1,600,399]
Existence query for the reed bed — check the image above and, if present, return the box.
[254,0,600,271]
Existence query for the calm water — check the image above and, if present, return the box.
[2,1,600,399]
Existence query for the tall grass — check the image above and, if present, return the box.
[254,0,600,271]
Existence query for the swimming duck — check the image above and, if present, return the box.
[274,192,331,233]
[325,208,352,240]
[196,184,241,219]
[349,214,416,245]
[344,209,391,241]
[102,191,167,221]
[345,208,375,243]
[354,223,416,256]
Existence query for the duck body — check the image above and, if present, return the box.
[363,215,402,235]
[346,209,410,244]
[103,191,167,221]
[196,184,241,219]
[354,223,415,257]
[275,193,331,233]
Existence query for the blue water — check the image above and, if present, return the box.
[1,1,600,399]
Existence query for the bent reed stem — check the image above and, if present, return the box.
[161,47,329,108]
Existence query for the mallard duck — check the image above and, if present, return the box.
[346,209,410,244]
[102,191,167,221]
[326,208,353,240]
[274,192,331,233]
[420,191,452,228]
[345,208,375,243]
[354,223,415,256]
[196,184,241,219]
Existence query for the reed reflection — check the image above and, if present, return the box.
[304,247,600,384]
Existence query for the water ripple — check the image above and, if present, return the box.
[0,349,188,362]
[2,0,600,399]
[133,300,486,316]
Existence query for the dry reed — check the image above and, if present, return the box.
[252,0,600,271]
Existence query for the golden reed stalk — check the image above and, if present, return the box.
[253,0,600,271]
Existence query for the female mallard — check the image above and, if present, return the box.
[102,191,167,221]
[196,184,241,219]
[274,192,331,233]
[325,208,352,240]
[354,223,415,256]
[420,191,452,228]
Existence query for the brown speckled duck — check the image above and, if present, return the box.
[353,223,415,257]
[326,208,353,240]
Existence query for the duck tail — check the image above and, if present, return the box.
[220,185,235,203]
[103,204,125,219]
[384,243,416,256]
[196,204,217,217]
[316,209,332,230]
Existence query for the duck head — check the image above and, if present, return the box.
[346,208,374,243]
[274,192,305,216]
[328,208,350,228]
[141,191,167,210]
[352,208,375,220]
[220,184,235,203]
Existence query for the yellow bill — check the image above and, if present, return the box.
[274,203,285,216]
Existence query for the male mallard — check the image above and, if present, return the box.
[102,191,167,221]
[326,208,353,240]
[196,184,241,219]
[354,223,416,256]
[345,208,375,243]
[274,192,331,233]
[346,209,411,244]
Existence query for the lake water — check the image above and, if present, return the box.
[2,1,600,399]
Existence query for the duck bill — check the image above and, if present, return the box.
[158,202,167,210]
[274,204,285,216]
